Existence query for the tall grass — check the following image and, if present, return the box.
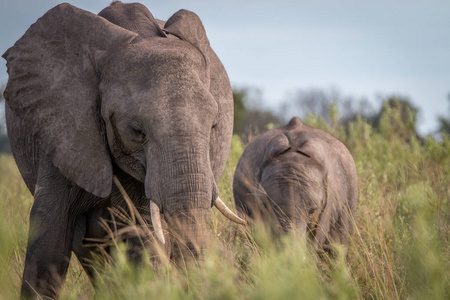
[0,107,449,299]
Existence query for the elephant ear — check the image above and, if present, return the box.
[263,134,291,162]
[2,4,137,197]
[163,9,210,85]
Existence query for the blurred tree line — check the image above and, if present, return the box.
[233,87,282,142]
[0,85,10,153]
[233,86,450,143]
[438,94,450,135]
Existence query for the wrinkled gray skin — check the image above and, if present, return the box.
[234,117,358,249]
[3,2,233,299]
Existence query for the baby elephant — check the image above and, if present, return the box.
[233,117,358,249]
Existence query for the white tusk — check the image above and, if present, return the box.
[214,196,246,225]
[113,175,165,245]
[150,200,165,244]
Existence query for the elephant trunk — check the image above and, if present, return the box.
[164,208,210,262]
[259,161,325,233]
[143,143,214,259]
[141,138,244,259]
[160,171,213,261]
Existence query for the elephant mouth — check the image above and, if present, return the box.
[109,113,146,182]
[112,175,246,246]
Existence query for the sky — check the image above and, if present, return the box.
[1,0,449,135]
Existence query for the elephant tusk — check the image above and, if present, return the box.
[214,196,247,225]
[113,175,165,245]
[150,200,166,245]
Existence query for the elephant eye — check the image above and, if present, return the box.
[130,125,145,140]
[273,146,291,157]
[297,149,311,158]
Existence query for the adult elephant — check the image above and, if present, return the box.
[233,117,358,250]
[3,2,244,298]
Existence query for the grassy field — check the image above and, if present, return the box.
[0,109,449,299]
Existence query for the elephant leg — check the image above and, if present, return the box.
[21,191,76,299]
[21,158,79,299]
[72,208,112,284]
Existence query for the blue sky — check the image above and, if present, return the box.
[1,0,449,134]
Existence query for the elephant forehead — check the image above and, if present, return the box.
[106,40,205,76]
[264,151,320,176]
[103,75,217,115]
[287,127,351,160]
[100,50,209,105]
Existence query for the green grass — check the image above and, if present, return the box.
[0,110,449,299]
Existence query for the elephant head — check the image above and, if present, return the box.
[233,117,358,248]
[3,2,244,261]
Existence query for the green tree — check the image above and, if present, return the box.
[437,94,450,135]
[233,88,281,141]
[376,95,420,141]
[0,85,10,153]
[233,89,246,135]
[280,87,421,141]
